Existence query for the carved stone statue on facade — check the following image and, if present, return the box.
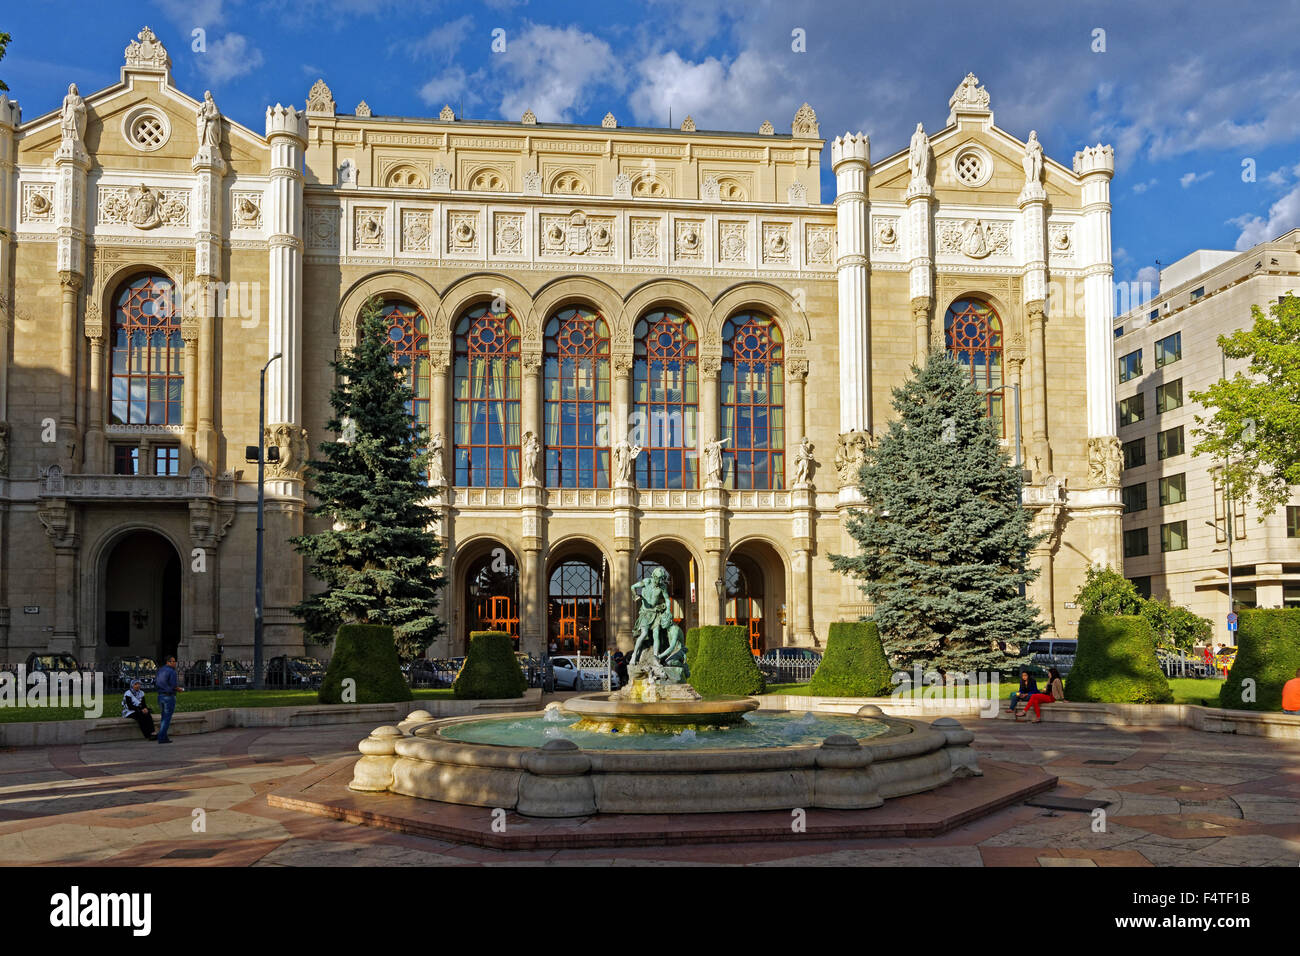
[196,90,221,150]
[1023,130,1043,186]
[907,122,931,191]
[834,430,871,486]
[960,219,990,259]
[613,438,642,486]
[522,430,540,484]
[1087,436,1123,486]
[265,424,309,480]
[703,437,728,486]
[793,436,816,486]
[427,432,445,485]
[60,83,86,148]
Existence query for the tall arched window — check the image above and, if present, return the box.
[381,300,431,437]
[110,274,182,425]
[453,304,522,486]
[544,306,611,488]
[944,298,1005,436]
[634,310,698,489]
[721,313,784,489]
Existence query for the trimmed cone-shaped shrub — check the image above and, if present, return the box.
[685,627,701,672]
[318,623,412,704]
[689,625,765,696]
[1219,608,1300,712]
[453,630,527,700]
[1065,614,1173,703]
[808,621,894,697]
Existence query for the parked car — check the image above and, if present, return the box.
[23,652,83,675]
[404,658,456,689]
[267,655,326,688]
[1025,639,1077,676]
[516,653,546,687]
[184,659,251,689]
[550,656,620,691]
[756,647,822,684]
[108,656,158,691]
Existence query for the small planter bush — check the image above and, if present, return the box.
[319,623,412,704]
[1218,608,1300,712]
[807,621,894,697]
[689,625,765,697]
[453,630,527,700]
[1065,614,1173,704]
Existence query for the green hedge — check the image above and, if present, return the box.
[807,621,894,697]
[1065,614,1173,704]
[685,627,701,672]
[1218,608,1300,712]
[318,623,412,704]
[453,630,527,700]
[688,625,765,697]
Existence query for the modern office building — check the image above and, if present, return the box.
[0,27,1122,663]
[1114,230,1300,642]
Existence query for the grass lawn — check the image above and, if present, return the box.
[0,687,455,723]
[765,677,1228,706]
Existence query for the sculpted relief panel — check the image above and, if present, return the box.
[936,218,1012,259]
[98,184,190,229]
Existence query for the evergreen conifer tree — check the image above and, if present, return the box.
[291,297,445,658]
[830,350,1044,673]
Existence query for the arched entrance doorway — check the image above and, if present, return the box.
[726,540,789,654]
[637,540,698,632]
[547,544,608,656]
[102,530,182,663]
[455,540,520,653]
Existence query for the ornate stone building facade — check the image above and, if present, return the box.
[0,30,1120,663]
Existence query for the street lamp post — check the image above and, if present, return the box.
[252,353,282,690]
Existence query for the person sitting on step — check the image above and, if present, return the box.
[1022,667,1064,723]
[1007,669,1038,716]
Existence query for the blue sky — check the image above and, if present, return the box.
[4,0,1300,294]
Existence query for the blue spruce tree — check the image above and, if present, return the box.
[830,350,1044,673]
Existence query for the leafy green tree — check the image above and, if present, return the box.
[1073,564,1211,651]
[1075,564,1144,616]
[1189,293,1300,515]
[291,297,445,658]
[0,32,11,92]
[830,350,1044,673]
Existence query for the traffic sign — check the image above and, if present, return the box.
[1227,612,1238,624]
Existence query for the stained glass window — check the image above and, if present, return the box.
[453,304,522,487]
[110,274,182,426]
[944,298,1005,436]
[544,307,611,488]
[633,310,698,489]
[721,313,784,489]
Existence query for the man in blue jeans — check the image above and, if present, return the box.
[155,655,184,743]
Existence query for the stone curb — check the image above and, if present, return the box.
[757,695,1300,740]
[0,689,544,748]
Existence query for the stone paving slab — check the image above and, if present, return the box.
[0,717,1298,866]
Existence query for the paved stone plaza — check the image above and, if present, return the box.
[3,713,1298,866]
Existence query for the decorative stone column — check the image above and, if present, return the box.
[786,359,807,452]
[0,94,18,447]
[831,132,872,434]
[1019,172,1052,475]
[187,486,234,661]
[54,89,90,470]
[192,115,226,472]
[698,354,720,463]
[520,496,546,657]
[1074,144,1122,567]
[37,500,80,654]
[263,102,308,488]
[905,131,935,364]
[83,306,106,472]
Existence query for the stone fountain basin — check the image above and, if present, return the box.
[349,706,983,818]
[562,691,760,732]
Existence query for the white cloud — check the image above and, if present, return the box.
[419,66,477,110]
[492,25,623,122]
[1180,170,1213,188]
[1231,183,1300,249]
[195,33,264,84]
[1265,162,1300,187]
[1131,179,1157,193]
[157,0,226,28]
[627,49,789,131]
[411,15,474,58]
[1136,265,1160,286]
